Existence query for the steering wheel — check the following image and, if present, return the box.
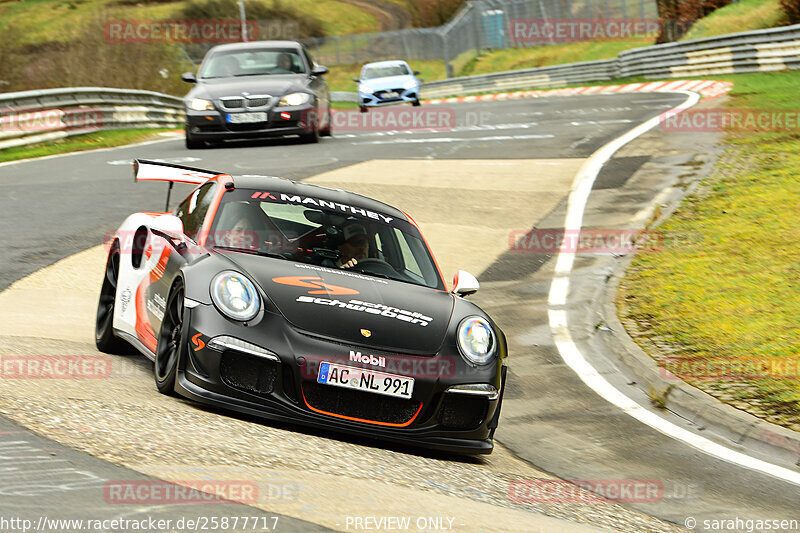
[351,258,406,278]
[355,258,391,266]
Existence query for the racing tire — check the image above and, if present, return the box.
[412,99,421,107]
[300,124,320,144]
[95,242,134,354]
[185,131,204,149]
[154,280,185,396]
[359,106,368,113]
[320,106,333,137]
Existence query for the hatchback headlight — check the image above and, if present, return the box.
[188,98,214,111]
[403,80,417,90]
[359,85,374,94]
[278,93,311,107]
[211,271,260,321]
[457,316,496,365]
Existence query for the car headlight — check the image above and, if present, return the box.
[210,271,260,321]
[403,80,417,90]
[457,316,496,365]
[359,85,374,94]
[278,92,311,107]
[188,98,214,111]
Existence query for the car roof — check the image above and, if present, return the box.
[208,41,303,53]
[362,60,410,69]
[227,175,409,222]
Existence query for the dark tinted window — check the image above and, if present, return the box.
[176,182,217,242]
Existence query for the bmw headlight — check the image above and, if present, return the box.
[457,316,496,365]
[403,80,417,90]
[359,85,374,94]
[211,271,260,321]
[188,98,214,111]
[278,92,311,107]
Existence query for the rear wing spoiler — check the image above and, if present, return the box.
[133,159,225,185]
[133,159,231,211]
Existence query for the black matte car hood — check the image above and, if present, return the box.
[220,253,454,354]
[191,75,309,100]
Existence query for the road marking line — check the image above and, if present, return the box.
[546,89,800,486]
[0,135,181,169]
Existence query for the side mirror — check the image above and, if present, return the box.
[452,270,479,297]
[181,72,197,83]
[152,214,184,240]
[413,70,421,76]
[352,77,360,83]
[312,65,329,76]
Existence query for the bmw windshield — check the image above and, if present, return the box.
[207,189,445,290]
[199,49,306,79]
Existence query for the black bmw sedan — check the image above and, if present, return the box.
[181,40,332,148]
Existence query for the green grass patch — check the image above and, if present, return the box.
[465,39,654,76]
[680,0,789,41]
[619,70,800,429]
[0,128,175,163]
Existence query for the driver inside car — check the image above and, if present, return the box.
[214,202,264,250]
[276,53,295,73]
[337,222,369,269]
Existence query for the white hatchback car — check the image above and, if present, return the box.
[354,60,421,113]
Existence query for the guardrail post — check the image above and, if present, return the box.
[441,31,454,78]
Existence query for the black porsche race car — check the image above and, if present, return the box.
[96,160,507,454]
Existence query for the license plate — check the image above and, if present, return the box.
[317,362,414,399]
[382,92,399,98]
[226,112,267,124]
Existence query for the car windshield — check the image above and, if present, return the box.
[362,64,410,80]
[199,49,305,78]
[207,190,444,290]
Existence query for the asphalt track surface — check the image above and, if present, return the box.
[0,95,798,532]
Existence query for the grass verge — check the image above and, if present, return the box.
[680,0,788,41]
[618,70,800,430]
[0,128,176,164]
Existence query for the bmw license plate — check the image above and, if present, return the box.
[226,112,267,124]
[317,362,414,399]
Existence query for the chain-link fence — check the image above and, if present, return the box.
[302,0,659,76]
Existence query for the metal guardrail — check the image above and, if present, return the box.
[420,59,616,98]
[617,24,800,78]
[0,88,184,150]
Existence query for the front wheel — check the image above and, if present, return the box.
[185,131,204,149]
[320,106,332,137]
[154,280,185,395]
[412,99,421,107]
[300,125,320,144]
